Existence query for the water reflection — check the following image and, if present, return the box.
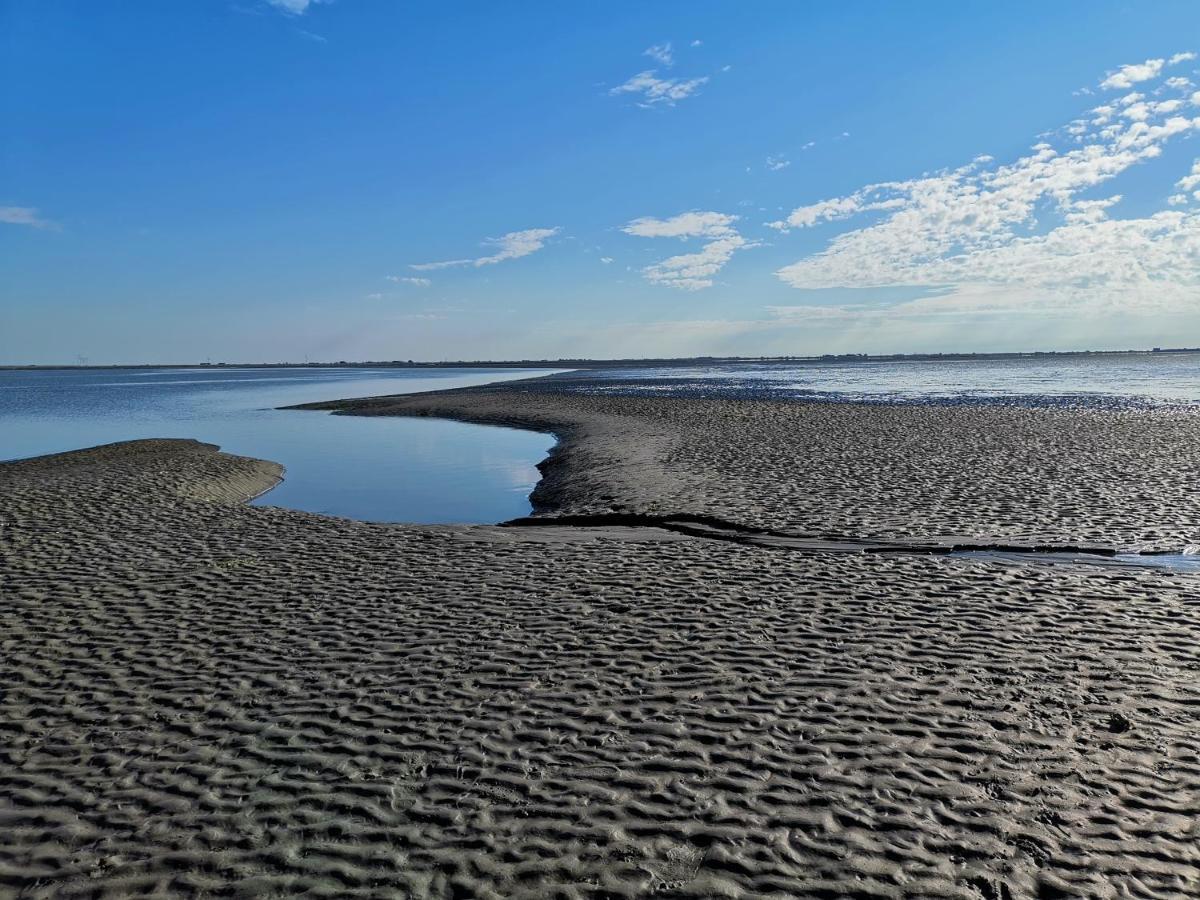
[0,367,559,524]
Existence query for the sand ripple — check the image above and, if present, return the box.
[2,436,1199,896]
[310,388,1200,552]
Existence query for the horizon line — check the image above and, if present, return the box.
[3,346,1198,371]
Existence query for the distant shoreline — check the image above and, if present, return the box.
[2,346,1198,371]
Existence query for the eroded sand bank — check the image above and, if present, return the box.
[2,388,1199,898]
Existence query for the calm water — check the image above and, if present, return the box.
[0,367,558,524]
[567,352,1200,407]
[5,353,1199,525]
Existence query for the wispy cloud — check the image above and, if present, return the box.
[623,211,751,290]
[769,58,1200,319]
[265,0,323,14]
[766,155,790,171]
[610,71,708,107]
[643,236,748,291]
[386,275,431,286]
[643,42,673,66]
[0,206,54,229]
[610,41,715,107]
[410,227,560,271]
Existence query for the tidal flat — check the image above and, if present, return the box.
[2,377,1199,898]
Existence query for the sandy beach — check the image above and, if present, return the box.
[2,383,1199,898]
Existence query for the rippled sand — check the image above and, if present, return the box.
[3,388,1200,898]
[306,385,1200,551]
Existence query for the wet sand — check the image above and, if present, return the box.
[2,386,1199,897]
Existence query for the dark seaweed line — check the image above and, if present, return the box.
[498,512,1186,563]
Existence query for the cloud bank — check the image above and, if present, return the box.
[770,54,1200,320]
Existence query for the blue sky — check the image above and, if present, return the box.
[4,1,1200,363]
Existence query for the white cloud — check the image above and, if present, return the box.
[643,235,748,291]
[411,227,560,271]
[772,58,1200,319]
[622,210,738,239]
[386,275,431,286]
[1100,57,1165,90]
[769,193,901,230]
[1169,51,1197,65]
[610,70,708,106]
[1176,159,1200,192]
[644,42,673,66]
[623,211,751,290]
[766,155,790,171]
[690,39,703,48]
[600,256,614,264]
[0,206,53,228]
[1063,195,1122,223]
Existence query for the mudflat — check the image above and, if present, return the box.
[2,385,1199,898]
